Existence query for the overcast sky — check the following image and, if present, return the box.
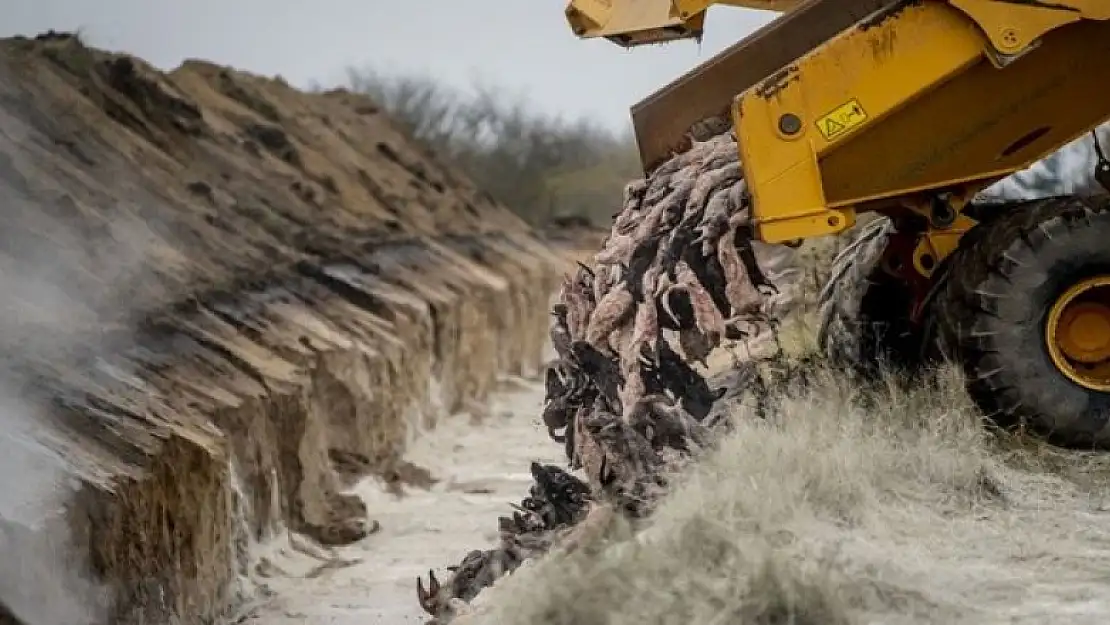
[3,0,776,130]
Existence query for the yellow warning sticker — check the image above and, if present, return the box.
[816,99,867,141]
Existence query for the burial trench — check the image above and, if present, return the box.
[0,32,568,625]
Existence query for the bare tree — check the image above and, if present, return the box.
[343,66,639,226]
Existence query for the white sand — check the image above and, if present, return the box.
[244,376,562,624]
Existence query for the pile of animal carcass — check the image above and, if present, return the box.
[415,132,806,622]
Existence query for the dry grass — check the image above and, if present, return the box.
[465,354,1110,625]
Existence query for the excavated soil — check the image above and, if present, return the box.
[0,32,565,625]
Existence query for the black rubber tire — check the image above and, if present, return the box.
[817,217,923,374]
[930,194,1110,448]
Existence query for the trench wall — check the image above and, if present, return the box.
[0,33,566,624]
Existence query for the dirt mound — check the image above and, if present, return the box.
[0,32,565,624]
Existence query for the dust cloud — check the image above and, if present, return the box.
[0,177,161,624]
[0,395,106,625]
[0,321,108,625]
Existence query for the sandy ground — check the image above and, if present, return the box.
[243,376,561,625]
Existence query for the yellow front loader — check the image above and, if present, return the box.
[566,0,1110,448]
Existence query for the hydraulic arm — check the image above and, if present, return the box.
[566,0,1110,250]
[563,1,1110,450]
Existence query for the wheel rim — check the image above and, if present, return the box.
[1045,276,1110,392]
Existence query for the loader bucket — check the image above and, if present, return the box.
[630,0,893,174]
[565,0,708,46]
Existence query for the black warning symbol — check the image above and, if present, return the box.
[822,118,846,137]
[817,99,867,141]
